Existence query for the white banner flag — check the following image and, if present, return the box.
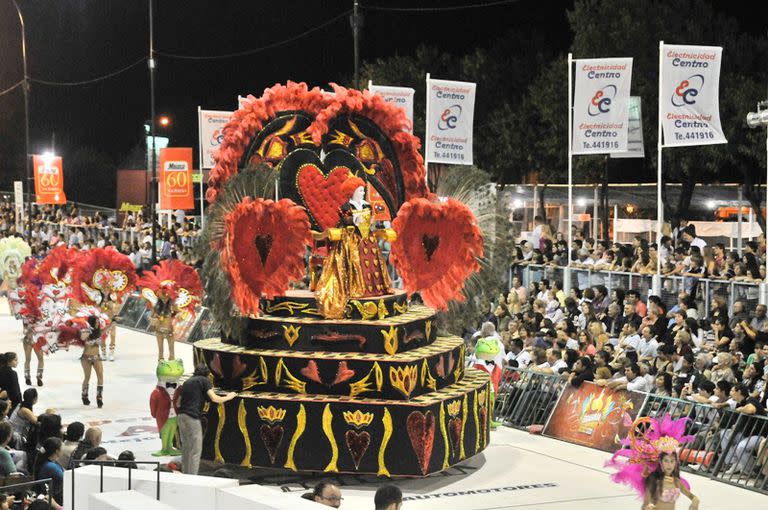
[198,109,233,169]
[369,82,415,132]
[611,96,645,158]
[572,58,633,155]
[425,77,476,165]
[661,44,727,147]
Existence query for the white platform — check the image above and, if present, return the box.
[216,484,321,510]
[0,299,763,509]
[89,490,176,510]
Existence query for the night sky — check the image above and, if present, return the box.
[0,1,764,206]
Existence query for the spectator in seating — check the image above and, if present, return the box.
[0,353,21,411]
[305,481,343,508]
[721,383,767,475]
[8,388,39,445]
[567,357,594,388]
[34,437,64,509]
[69,427,102,466]
[59,422,84,469]
[117,450,137,469]
[0,423,19,477]
[374,485,402,510]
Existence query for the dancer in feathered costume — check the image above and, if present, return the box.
[0,237,31,299]
[138,259,202,361]
[72,247,137,362]
[14,259,43,386]
[60,306,111,407]
[30,246,81,385]
[607,415,700,509]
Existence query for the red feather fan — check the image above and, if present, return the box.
[137,259,203,312]
[221,197,311,315]
[391,198,484,310]
[72,247,137,304]
[37,246,81,285]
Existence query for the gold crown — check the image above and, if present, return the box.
[447,400,461,417]
[257,406,286,424]
[343,410,374,428]
[389,365,418,399]
[652,436,680,454]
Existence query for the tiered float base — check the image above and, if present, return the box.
[195,293,491,477]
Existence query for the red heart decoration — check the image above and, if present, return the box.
[300,360,322,384]
[296,164,350,231]
[345,429,371,470]
[222,198,311,315]
[259,424,284,464]
[331,361,356,386]
[449,417,462,453]
[391,198,483,310]
[478,407,488,444]
[406,411,436,475]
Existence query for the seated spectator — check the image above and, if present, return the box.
[0,423,19,477]
[0,353,21,411]
[652,372,673,397]
[597,362,649,392]
[59,422,84,469]
[69,427,102,466]
[306,481,342,508]
[721,383,767,475]
[9,388,39,445]
[34,438,64,510]
[374,485,402,510]
[568,357,594,388]
[116,451,137,469]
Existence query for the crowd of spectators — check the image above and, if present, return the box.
[0,199,202,271]
[512,216,767,283]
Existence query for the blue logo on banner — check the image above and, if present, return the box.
[588,85,617,116]
[672,75,704,106]
[438,105,462,130]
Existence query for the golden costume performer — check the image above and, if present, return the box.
[315,176,393,319]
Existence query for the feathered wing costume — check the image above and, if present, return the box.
[72,247,137,307]
[0,237,31,291]
[33,246,81,353]
[137,259,203,322]
[607,415,695,498]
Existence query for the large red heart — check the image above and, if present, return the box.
[222,198,311,315]
[260,424,284,464]
[406,411,436,475]
[391,198,483,310]
[345,429,371,470]
[449,417,462,454]
[296,164,350,231]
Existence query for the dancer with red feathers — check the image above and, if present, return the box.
[13,259,44,387]
[607,415,701,509]
[72,247,137,362]
[138,259,202,361]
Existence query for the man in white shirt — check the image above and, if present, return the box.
[618,322,641,352]
[600,363,649,392]
[505,339,531,369]
[528,215,544,251]
[510,276,527,303]
[573,249,595,290]
[638,326,659,361]
[521,241,533,261]
[533,348,567,375]
[682,227,707,251]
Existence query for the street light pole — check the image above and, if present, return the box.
[148,0,158,263]
[11,0,32,237]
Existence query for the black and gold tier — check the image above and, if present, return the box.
[238,304,437,354]
[262,290,409,321]
[194,336,466,401]
[200,369,491,477]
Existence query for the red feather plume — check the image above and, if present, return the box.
[72,247,137,303]
[37,246,81,285]
[390,198,484,310]
[137,259,202,305]
[221,197,311,315]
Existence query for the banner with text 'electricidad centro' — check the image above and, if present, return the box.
[661,44,727,147]
[572,58,633,155]
[425,77,476,165]
[369,82,415,133]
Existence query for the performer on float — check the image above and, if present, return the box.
[608,415,700,510]
[14,259,43,387]
[138,259,202,361]
[71,247,137,362]
[31,246,81,385]
[149,359,184,456]
[473,337,502,428]
[61,307,111,407]
[315,175,395,318]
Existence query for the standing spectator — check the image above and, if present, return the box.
[529,215,544,252]
[374,485,402,510]
[0,353,21,411]
[177,364,235,475]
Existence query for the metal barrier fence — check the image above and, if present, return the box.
[493,367,567,429]
[0,477,54,508]
[70,459,161,510]
[493,367,768,495]
[516,264,763,320]
[637,393,768,494]
[31,221,202,252]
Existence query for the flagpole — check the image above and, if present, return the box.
[197,107,205,229]
[654,41,664,297]
[565,53,574,295]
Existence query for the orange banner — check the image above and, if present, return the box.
[32,155,66,204]
[542,381,647,453]
[159,147,194,210]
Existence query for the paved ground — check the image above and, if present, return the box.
[0,298,761,509]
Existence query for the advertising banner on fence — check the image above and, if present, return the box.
[369,82,415,132]
[425,77,476,165]
[159,147,194,210]
[661,44,727,147]
[198,108,232,169]
[543,381,647,453]
[611,96,645,158]
[32,154,66,204]
[572,58,633,155]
